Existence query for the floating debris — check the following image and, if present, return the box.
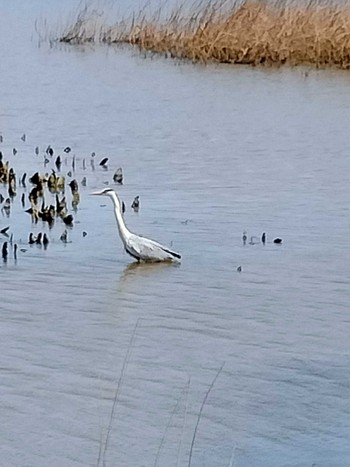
[36,232,42,244]
[43,233,49,247]
[20,173,27,187]
[99,157,108,167]
[0,226,10,235]
[28,233,36,244]
[55,155,62,170]
[68,179,78,194]
[60,229,68,243]
[63,214,73,226]
[2,241,8,260]
[113,167,123,184]
[131,195,140,211]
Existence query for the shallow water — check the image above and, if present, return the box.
[0,2,350,466]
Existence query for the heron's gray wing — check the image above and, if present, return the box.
[127,235,179,261]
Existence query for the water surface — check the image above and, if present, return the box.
[0,2,350,466]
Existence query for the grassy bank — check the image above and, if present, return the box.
[59,0,350,68]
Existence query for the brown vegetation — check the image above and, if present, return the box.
[59,0,350,68]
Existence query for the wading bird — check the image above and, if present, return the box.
[92,188,181,263]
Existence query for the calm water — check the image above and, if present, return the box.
[0,2,350,466]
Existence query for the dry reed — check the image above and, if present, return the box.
[59,0,350,68]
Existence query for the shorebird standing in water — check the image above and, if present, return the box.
[92,188,181,262]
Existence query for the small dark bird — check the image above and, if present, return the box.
[0,226,10,235]
[21,133,26,142]
[48,147,54,157]
[91,152,96,157]
[131,196,140,210]
[2,242,8,259]
[242,231,247,246]
[63,214,74,226]
[237,266,242,272]
[261,232,266,245]
[273,238,282,244]
[67,170,72,178]
[99,157,108,167]
[13,243,17,260]
[12,148,17,156]
[122,201,126,214]
[64,146,71,153]
[113,167,123,184]
[81,176,87,187]
[82,231,88,237]
[35,146,39,155]
[60,229,68,243]
[21,193,25,207]
[28,233,36,244]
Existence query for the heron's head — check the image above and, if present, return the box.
[91,188,115,197]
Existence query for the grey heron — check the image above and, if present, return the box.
[92,188,181,263]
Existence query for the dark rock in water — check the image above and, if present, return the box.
[273,238,282,244]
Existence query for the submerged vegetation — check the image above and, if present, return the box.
[57,0,350,69]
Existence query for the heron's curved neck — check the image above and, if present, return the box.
[110,192,130,243]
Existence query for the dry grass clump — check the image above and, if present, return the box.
[59,0,350,68]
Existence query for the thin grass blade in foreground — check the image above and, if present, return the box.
[187,362,225,467]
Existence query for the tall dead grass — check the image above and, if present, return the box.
[59,0,350,68]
